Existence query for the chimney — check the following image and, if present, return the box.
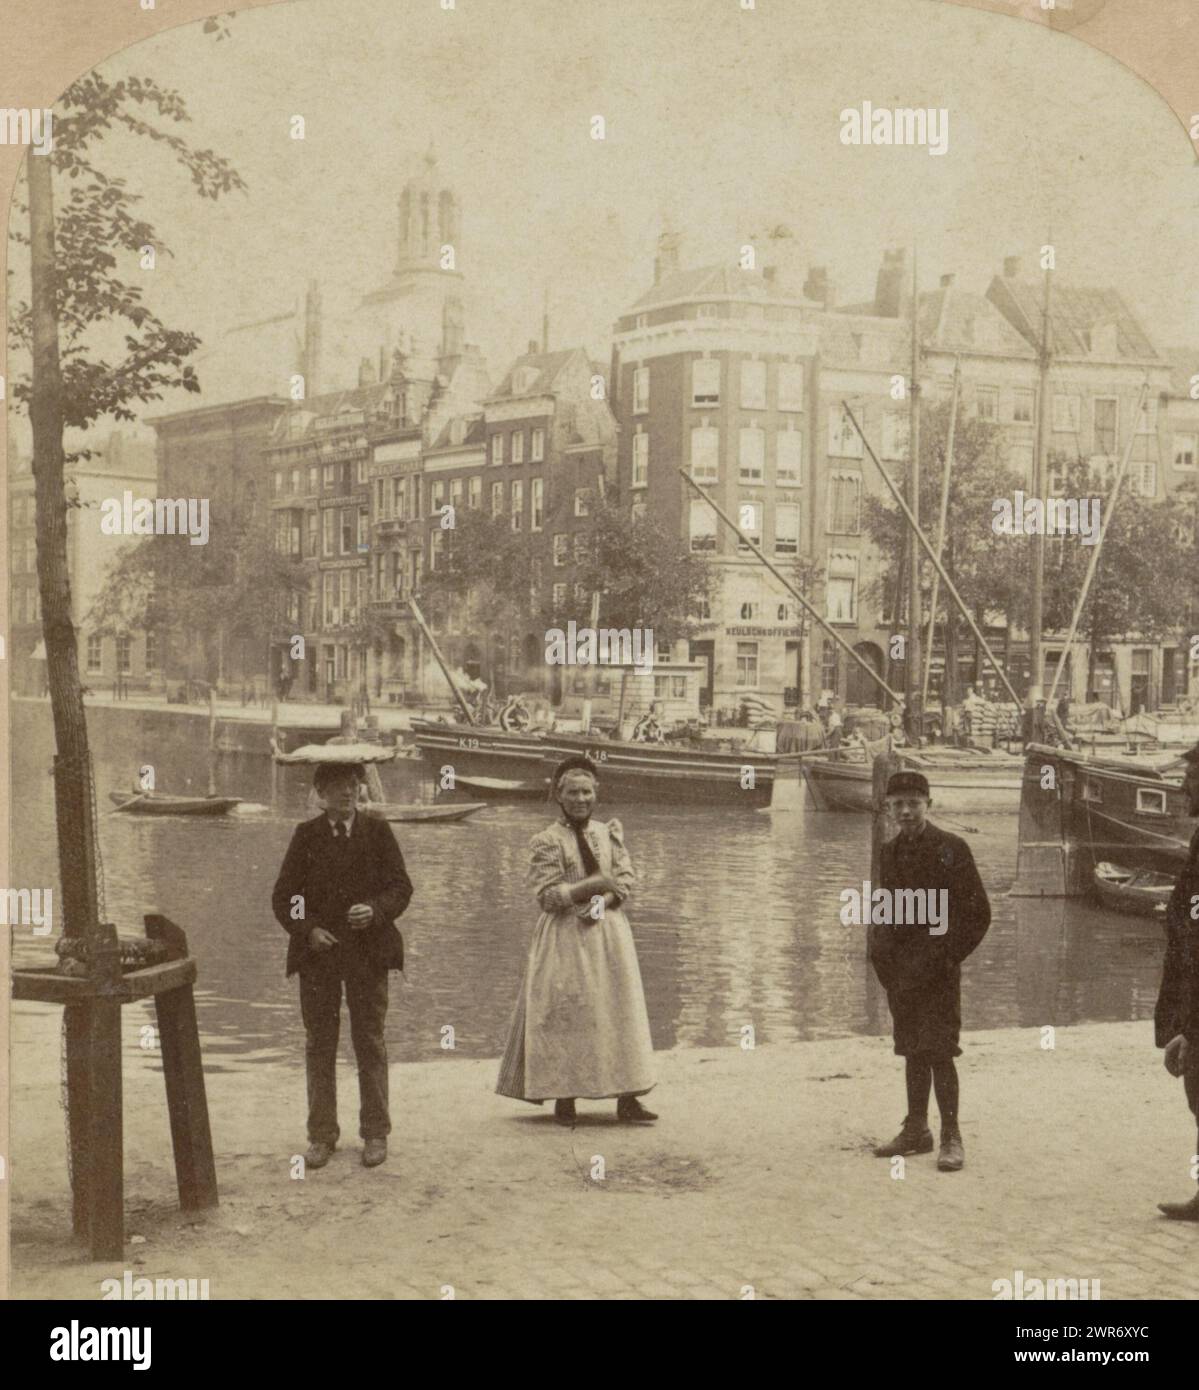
[940,273,955,289]
[528,338,539,355]
[358,356,377,387]
[803,265,837,310]
[653,229,682,285]
[1003,255,1021,279]
[873,248,909,318]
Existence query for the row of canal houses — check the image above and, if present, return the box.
[146,165,1198,718]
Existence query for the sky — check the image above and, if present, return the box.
[7,0,1198,447]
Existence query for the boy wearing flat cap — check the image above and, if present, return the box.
[868,770,991,1171]
[1154,740,1199,1220]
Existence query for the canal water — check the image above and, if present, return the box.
[11,702,1170,1077]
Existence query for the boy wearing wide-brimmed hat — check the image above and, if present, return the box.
[868,770,991,1171]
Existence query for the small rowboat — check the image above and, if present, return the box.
[361,801,486,824]
[451,774,549,799]
[1092,861,1175,917]
[109,792,242,816]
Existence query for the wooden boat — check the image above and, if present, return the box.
[360,801,486,824]
[538,730,799,807]
[1091,861,1175,917]
[1013,744,1192,896]
[450,774,549,799]
[801,748,1023,814]
[410,717,547,779]
[109,791,241,816]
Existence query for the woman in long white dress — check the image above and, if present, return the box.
[496,755,657,1125]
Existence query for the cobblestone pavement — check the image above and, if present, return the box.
[9,1012,1198,1299]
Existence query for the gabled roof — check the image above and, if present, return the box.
[426,414,486,451]
[918,288,1036,357]
[815,311,909,372]
[986,277,1160,361]
[489,347,582,399]
[629,263,806,311]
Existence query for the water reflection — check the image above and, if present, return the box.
[10,703,1172,1070]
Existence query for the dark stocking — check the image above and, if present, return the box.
[932,1058,959,1125]
[905,1057,932,1122]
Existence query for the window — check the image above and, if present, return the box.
[1130,460,1157,498]
[827,473,861,534]
[690,425,719,482]
[1136,787,1168,816]
[739,427,765,483]
[826,552,858,623]
[775,503,800,556]
[323,463,336,488]
[430,529,445,569]
[822,639,839,694]
[776,430,802,485]
[308,464,319,493]
[739,601,761,620]
[572,533,589,564]
[552,582,567,608]
[828,406,863,458]
[145,632,158,672]
[468,475,482,509]
[689,499,717,552]
[511,431,525,464]
[431,480,446,514]
[1012,388,1034,424]
[1173,434,1196,470]
[976,387,998,422]
[737,500,763,551]
[116,633,132,675]
[571,488,589,518]
[735,641,759,687]
[880,412,909,461]
[633,366,649,414]
[322,509,335,557]
[511,480,524,530]
[741,359,766,410]
[1093,398,1118,456]
[491,481,504,516]
[450,477,463,508]
[632,430,649,488]
[393,478,407,521]
[289,467,301,494]
[86,633,102,672]
[692,358,720,407]
[1053,394,1080,432]
[531,478,544,531]
[531,427,545,462]
[340,508,355,555]
[274,470,283,496]
[553,533,568,566]
[306,511,318,557]
[777,362,804,412]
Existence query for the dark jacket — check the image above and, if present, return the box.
[271,811,413,977]
[868,820,991,997]
[1155,826,1199,1047]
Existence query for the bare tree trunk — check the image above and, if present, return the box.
[29,148,100,941]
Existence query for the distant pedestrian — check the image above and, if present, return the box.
[496,755,657,1125]
[869,770,991,1171]
[272,762,413,1170]
[1154,742,1199,1220]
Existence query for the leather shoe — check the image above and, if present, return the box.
[305,1140,334,1169]
[554,1099,576,1127]
[616,1097,657,1124]
[1158,1192,1199,1221]
[361,1137,387,1167]
[937,1125,965,1171]
[873,1119,934,1158]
